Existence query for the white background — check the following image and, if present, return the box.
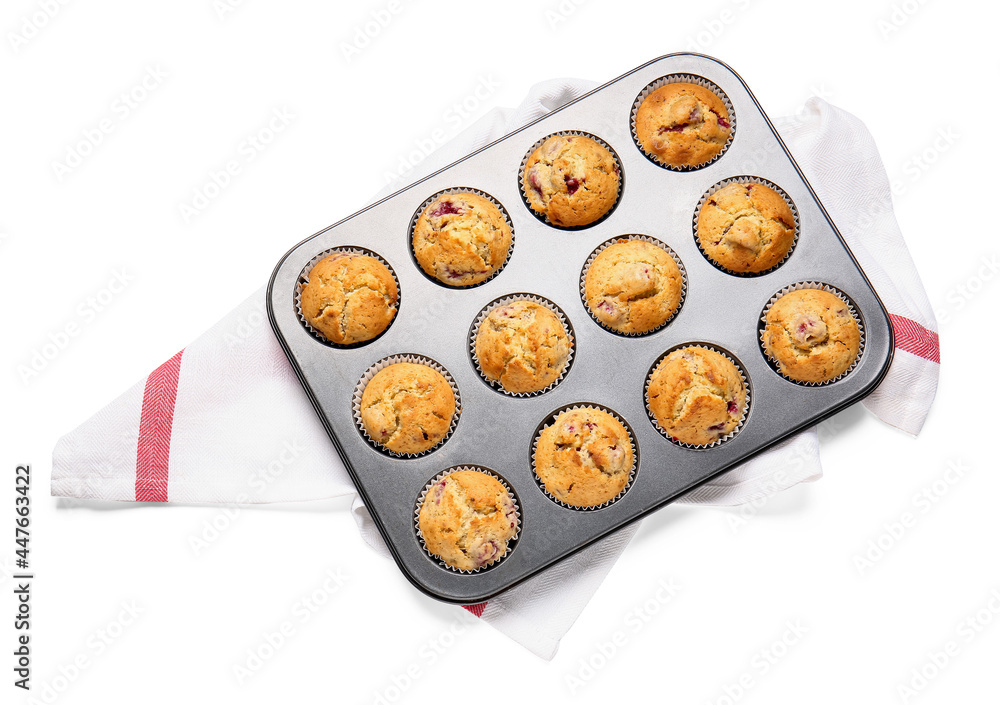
[1,0,996,703]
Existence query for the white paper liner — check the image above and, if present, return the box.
[758,281,866,386]
[295,246,401,347]
[580,234,688,336]
[530,404,638,511]
[692,176,800,277]
[414,466,521,575]
[630,74,736,171]
[352,354,461,458]
[517,130,623,230]
[469,293,575,398]
[407,187,516,289]
[644,343,751,450]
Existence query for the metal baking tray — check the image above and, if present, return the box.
[267,53,894,604]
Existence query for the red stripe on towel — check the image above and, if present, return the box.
[889,314,940,364]
[135,350,184,502]
[463,602,487,618]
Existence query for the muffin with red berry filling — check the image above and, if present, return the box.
[521,134,620,228]
[634,82,732,168]
[697,181,796,274]
[359,362,456,455]
[646,346,747,446]
[474,299,571,394]
[762,288,861,384]
[299,252,398,345]
[418,469,518,571]
[412,191,512,287]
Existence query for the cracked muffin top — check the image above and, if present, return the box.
[697,182,796,273]
[534,407,634,507]
[634,82,731,168]
[474,300,571,395]
[762,289,861,384]
[412,191,512,287]
[584,239,684,334]
[300,253,398,345]
[418,469,518,571]
[522,134,620,228]
[359,362,456,454]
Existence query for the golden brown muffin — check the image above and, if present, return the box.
[412,191,513,287]
[300,253,398,345]
[534,408,634,507]
[359,362,456,454]
[646,346,747,446]
[474,300,571,394]
[418,469,518,571]
[634,82,732,168]
[522,134,620,227]
[584,239,684,334]
[762,288,861,384]
[697,182,796,273]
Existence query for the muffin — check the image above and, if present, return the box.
[474,300,571,394]
[412,191,513,287]
[534,408,634,508]
[522,134,620,227]
[646,346,747,446]
[584,239,684,334]
[762,288,861,384]
[359,362,456,454]
[300,252,398,345]
[697,182,796,273]
[418,469,518,571]
[634,82,732,168]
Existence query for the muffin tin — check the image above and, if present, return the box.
[267,53,894,604]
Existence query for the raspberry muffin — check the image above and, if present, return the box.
[418,469,518,571]
[584,238,684,334]
[534,407,634,508]
[522,134,620,228]
[300,252,398,345]
[412,191,513,287]
[359,362,456,454]
[634,82,732,168]
[474,299,571,394]
[762,288,862,384]
[646,346,747,446]
[697,182,796,274]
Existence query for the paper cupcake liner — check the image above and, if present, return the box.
[758,281,866,387]
[579,234,688,337]
[407,187,516,289]
[517,130,624,230]
[530,403,638,511]
[630,74,736,171]
[352,353,461,458]
[295,246,401,348]
[644,343,751,450]
[414,466,521,575]
[692,176,800,278]
[469,293,575,398]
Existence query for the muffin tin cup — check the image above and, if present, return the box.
[630,73,737,171]
[414,466,521,575]
[352,353,462,458]
[517,130,624,230]
[530,403,638,511]
[644,343,752,450]
[693,176,800,277]
[579,235,688,336]
[469,293,575,398]
[758,281,867,387]
[295,246,401,348]
[407,187,516,289]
